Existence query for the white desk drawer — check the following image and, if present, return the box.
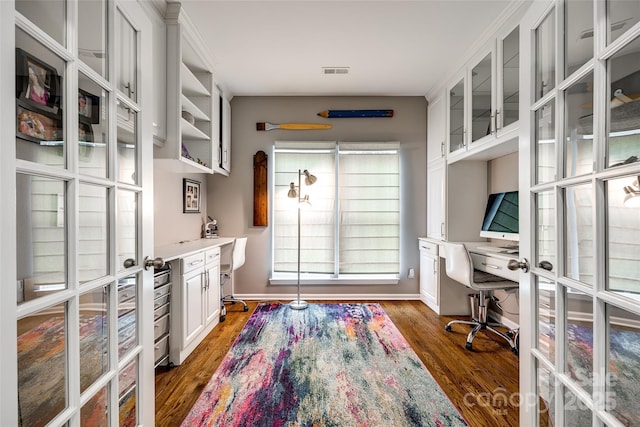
[204,248,220,265]
[470,252,519,282]
[182,252,205,274]
[419,240,438,256]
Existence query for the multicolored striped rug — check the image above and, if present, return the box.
[182,303,468,426]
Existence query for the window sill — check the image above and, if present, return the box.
[269,273,399,286]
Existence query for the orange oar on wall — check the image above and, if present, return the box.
[256,122,332,131]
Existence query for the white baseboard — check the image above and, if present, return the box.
[488,308,520,330]
[234,293,422,301]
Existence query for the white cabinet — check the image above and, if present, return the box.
[155,2,216,174]
[419,239,472,316]
[419,240,439,310]
[427,159,446,240]
[427,94,446,163]
[171,247,221,365]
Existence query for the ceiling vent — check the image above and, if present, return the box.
[323,67,350,75]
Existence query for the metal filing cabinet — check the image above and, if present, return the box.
[153,265,172,368]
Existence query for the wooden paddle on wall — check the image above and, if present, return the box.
[253,150,268,226]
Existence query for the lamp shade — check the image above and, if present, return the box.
[303,170,317,186]
[287,182,298,198]
[623,177,640,207]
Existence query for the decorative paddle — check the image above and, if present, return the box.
[256,122,332,131]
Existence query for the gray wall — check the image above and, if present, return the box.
[207,96,428,299]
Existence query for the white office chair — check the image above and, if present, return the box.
[443,242,519,354]
[219,237,249,321]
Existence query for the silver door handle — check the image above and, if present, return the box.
[123,258,136,268]
[508,258,530,273]
[144,256,165,271]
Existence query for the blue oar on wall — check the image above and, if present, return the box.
[317,109,394,118]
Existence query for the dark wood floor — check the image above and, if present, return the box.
[155,300,520,426]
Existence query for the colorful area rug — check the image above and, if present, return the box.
[182,302,468,426]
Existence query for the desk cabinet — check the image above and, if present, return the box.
[419,238,471,316]
[171,247,221,365]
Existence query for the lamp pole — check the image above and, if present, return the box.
[290,169,309,310]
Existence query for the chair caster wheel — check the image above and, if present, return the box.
[445,324,452,332]
[243,306,249,312]
[220,315,226,322]
[465,342,473,351]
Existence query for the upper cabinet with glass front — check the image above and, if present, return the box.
[155,2,216,173]
[446,21,521,162]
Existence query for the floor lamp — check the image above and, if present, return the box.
[287,169,317,310]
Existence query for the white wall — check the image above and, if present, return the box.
[153,165,209,247]
[207,96,428,298]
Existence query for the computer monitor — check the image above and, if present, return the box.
[480,191,519,241]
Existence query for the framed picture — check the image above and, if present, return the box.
[78,119,94,143]
[16,48,60,113]
[183,179,201,213]
[16,100,63,144]
[79,88,100,124]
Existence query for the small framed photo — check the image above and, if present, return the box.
[16,48,60,113]
[79,88,100,124]
[16,100,62,144]
[183,179,201,213]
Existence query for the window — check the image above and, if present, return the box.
[272,141,400,281]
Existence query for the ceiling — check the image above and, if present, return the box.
[179,0,519,99]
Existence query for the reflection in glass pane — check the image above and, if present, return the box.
[80,384,109,427]
[117,11,138,103]
[79,183,108,283]
[80,287,109,393]
[608,0,640,44]
[537,361,556,425]
[565,286,593,395]
[563,386,592,426]
[565,0,593,77]
[536,8,556,100]
[78,0,107,78]
[118,275,137,358]
[472,53,492,142]
[449,78,465,153]
[502,26,519,129]
[606,177,640,294]
[607,35,640,169]
[17,303,67,427]
[16,174,66,304]
[81,384,109,427]
[79,73,109,178]
[119,359,137,426]
[536,101,556,184]
[565,72,594,177]
[117,103,137,184]
[16,0,65,46]
[606,305,640,425]
[564,184,593,285]
[537,276,556,363]
[117,190,137,270]
[536,191,556,271]
[15,29,65,168]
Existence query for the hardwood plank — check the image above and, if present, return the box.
[155,301,519,426]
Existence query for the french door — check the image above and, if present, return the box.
[1,1,155,426]
[520,1,640,426]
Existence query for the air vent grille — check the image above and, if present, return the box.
[323,67,350,75]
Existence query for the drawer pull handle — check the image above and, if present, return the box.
[482,263,501,270]
[189,260,203,266]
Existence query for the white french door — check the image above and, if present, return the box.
[1,1,155,426]
[520,1,640,426]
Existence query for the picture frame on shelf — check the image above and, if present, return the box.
[183,178,201,213]
[79,88,100,124]
[15,48,61,114]
[16,100,63,144]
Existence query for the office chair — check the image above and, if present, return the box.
[219,237,249,322]
[443,242,519,354]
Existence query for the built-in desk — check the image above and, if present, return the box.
[419,238,520,316]
[155,237,236,365]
